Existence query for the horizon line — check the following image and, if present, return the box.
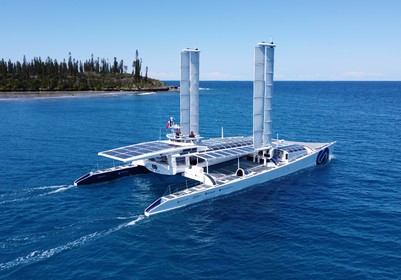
[162,80,401,82]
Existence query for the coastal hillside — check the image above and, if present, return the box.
[0,51,166,92]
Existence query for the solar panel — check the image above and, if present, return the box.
[98,136,254,163]
[202,136,253,152]
[98,141,183,162]
[279,144,306,153]
[194,146,254,161]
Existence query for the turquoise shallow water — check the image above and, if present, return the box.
[1,81,401,279]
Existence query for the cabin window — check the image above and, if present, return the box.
[274,150,282,158]
[189,157,197,165]
[181,148,197,155]
[176,157,186,165]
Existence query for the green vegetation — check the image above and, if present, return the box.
[0,51,166,92]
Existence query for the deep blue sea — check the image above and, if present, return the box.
[1,81,401,279]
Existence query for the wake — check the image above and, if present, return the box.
[0,184,75,205]
[0,215,145,271]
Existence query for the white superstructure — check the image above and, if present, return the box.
[81,40,335,216]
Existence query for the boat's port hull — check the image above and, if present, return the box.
[74,165,149,186]
[144,143,335,216]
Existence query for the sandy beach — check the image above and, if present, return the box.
[0,88,177,101]
[0,91,129,101]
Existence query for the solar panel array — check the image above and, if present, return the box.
[202,137,253,152]
[195,146,254,161]
[278,144,306,153]
[99,141,177,162]
[99,136,254,162]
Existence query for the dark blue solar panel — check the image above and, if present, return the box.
[100,141,177,161]
[195,146,254,161]
[217,150,232,156]
[279,144,306,152]
[202,136,253,152]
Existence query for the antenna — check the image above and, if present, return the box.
[269,35,273,43]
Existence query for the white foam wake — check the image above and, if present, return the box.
[36,185,68,190]
[0,185,75,205]
[0,215,145,271]
[126,215,145,226]
[45,185,75,194]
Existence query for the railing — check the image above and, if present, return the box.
[163,180,201,196]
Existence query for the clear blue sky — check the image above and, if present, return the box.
[2,0,400,81]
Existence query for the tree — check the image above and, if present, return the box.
[133,50,141,83]
[95,57,100,73]
[22,55,27,76]
[119,59,124,74]
[113,57,118,73]
[0,51,164,92]
[68,52,73,75]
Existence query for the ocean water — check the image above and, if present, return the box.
[1,81,401,279]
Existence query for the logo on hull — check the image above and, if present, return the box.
[316,148,329,165]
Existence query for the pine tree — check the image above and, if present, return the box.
[113,57,118,73]
[133,50,141,83]
[119,59,124,74]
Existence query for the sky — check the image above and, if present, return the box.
[2,0,401,81]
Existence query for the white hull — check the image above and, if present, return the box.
[145,142,335,216]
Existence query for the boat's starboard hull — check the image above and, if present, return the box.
[145,142,335,216]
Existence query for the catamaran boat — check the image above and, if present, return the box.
[143,41,335,216]
[75,41,335,216]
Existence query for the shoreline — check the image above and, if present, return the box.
[0,86,178,100]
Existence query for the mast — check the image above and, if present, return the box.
[180,51,190,136]
[180,48,200,136]
[190,50,200,136]
[263,42,275,146]
[253,45,265,149]
[253,40,275,149]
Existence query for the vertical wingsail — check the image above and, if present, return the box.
[253,41,276,149]
[180,48,201,137]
